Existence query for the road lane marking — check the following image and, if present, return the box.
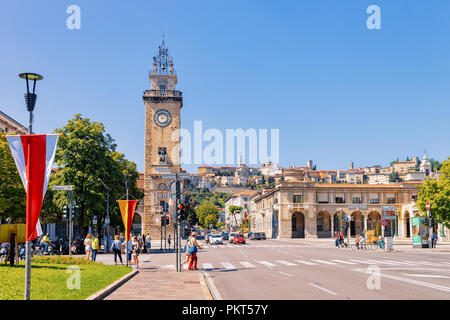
[257,260,276,268]
[202,263,214,271]
[278,271,293,277]
[404,260,446,267]
[401,273,450,279]
[308,283,337,296]
[162,265,175,269]
[221,262,236,269]
[294,260,318,265]
[384,260,418,266]
[351,268,450,293]
[239,261,256,268]
[312,259,337,265]
[227,245,234,248]
[203,245,209,248]
[276,260,297,266]
[331,259,358,265]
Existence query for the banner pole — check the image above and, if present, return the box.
[24,142,32,300]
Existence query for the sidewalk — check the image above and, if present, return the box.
[92,254,211,300]
[103,267,211,300]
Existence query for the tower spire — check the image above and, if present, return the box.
[152,34,173,75]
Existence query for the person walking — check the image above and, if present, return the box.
[145,233,151,254]
[432,232,438,248]
[122,237,133,265]
[92,233,99,261]
[131,235,140,269]
[40,233,50,253]
[110,235,123,265]
[119,233,125,243]
[187,232,202,271]
[84,234,93,260]
[167,234,171,249]
[181,237,191,266]
[334,232,339,248]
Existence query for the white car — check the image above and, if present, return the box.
[209,234,223,245]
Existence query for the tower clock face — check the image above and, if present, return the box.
[153,109,172,127]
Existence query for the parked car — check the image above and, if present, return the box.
[233,234,246,244]
[228,232,237,243]
[221,232,229,240]
[209,234,223,245]
[259,232,266,240]
[246,232,254,239]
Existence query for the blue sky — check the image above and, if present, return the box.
[1,0,449,173]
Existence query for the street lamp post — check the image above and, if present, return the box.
[395,211,399,237]
[98,178,110,253]
[19,72,43,301]
[124,174,130,267]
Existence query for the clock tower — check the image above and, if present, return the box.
[142,38,183,238]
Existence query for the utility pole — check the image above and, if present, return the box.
[69,190,73,257]
[426,201,432,251]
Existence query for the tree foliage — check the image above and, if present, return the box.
[0,133,26,222]
[417,158,450,228]
[196,202,219,228]
[48,114,142,236]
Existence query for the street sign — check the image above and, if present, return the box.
[426,201,430,210]
[380,219,387,227]
[52,185,73,191]
[381,206,396,220]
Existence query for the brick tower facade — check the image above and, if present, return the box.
[142,39,183,239]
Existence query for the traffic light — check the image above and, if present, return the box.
[72,205,79,220]
[430,218,436,226]
[165,216,170,225]
[424,218,429,225]
[62,206,68,219]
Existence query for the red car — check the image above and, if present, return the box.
[233,234,246,244]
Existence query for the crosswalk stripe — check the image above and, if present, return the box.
[331,259,358,265]
[222,262,236,269]
[294,260,318,265]
[384,260,418,266]
[227,245,234,248]
[202,263,214,271]
[203,245,209,248]
[240,261,256,268]
[257,260,276,267]
[409,261,447,267]
[349,260,376,265]
[162,265,175,269]
[312,259,337,265]
[276,260,297,266]
[366,260,400,266]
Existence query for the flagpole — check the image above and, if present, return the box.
[24,136,32,300]
[125,174,130,268]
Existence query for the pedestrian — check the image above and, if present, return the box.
[84,234,93,260]
[334,232,339,248]
[138,234,144,254]
[92,233,99,261]
[40,233,50,253]
[339,231,345,248]
[110,235,123,265]
[181,237,191,266]
[168,234,171,248]
[432,232,438,248]
[145,233,151,254]
[131,235,139,269]
[187,232,202,271]
[122,236,133,265]
[355,233,360,250]
[119,233,125,243]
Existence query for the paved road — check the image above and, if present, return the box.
[128,238,450,300]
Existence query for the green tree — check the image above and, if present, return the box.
[50,114,142,236]
[430,159,442,171]
[0,133,26,222]
[229,205,243,228]
[417,158,450,228]
[196,202,219,228]
[204,213,218,229]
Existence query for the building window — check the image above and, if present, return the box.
[317,217,323,232]
[412,195,417,202]
[352,197,362,204]
[369,199,379,204]
[386,197,396,204]
[293,195,303,203]
[335,197,345,204]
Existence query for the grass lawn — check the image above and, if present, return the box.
[0,256,131,300]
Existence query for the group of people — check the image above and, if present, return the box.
[334,231,346,248]
[82,232,152,267]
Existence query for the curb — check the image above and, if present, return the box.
[199,271,213,300]
[86,269,139,300]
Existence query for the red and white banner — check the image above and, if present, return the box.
[6,134,59,241]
